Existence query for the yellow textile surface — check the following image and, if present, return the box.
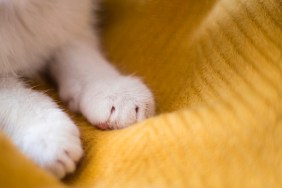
[0,0,281,187]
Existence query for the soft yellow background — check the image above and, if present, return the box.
[0,0,281,187]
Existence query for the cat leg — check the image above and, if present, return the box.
[0,77,83,178]
[50,37,155,130]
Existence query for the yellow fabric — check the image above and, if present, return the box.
[0,0,281,187]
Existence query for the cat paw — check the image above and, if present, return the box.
[20,108,83,178]
[77,76,155,129]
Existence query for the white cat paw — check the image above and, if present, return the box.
[20,109,83,178]
[77,76,155,129]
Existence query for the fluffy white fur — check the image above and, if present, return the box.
[0,0,155,178]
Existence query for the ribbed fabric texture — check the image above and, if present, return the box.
[0,0,281,187]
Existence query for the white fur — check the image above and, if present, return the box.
[0,0,155,178]
[0,77,83,178]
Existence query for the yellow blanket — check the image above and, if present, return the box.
[0,0,281,187]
